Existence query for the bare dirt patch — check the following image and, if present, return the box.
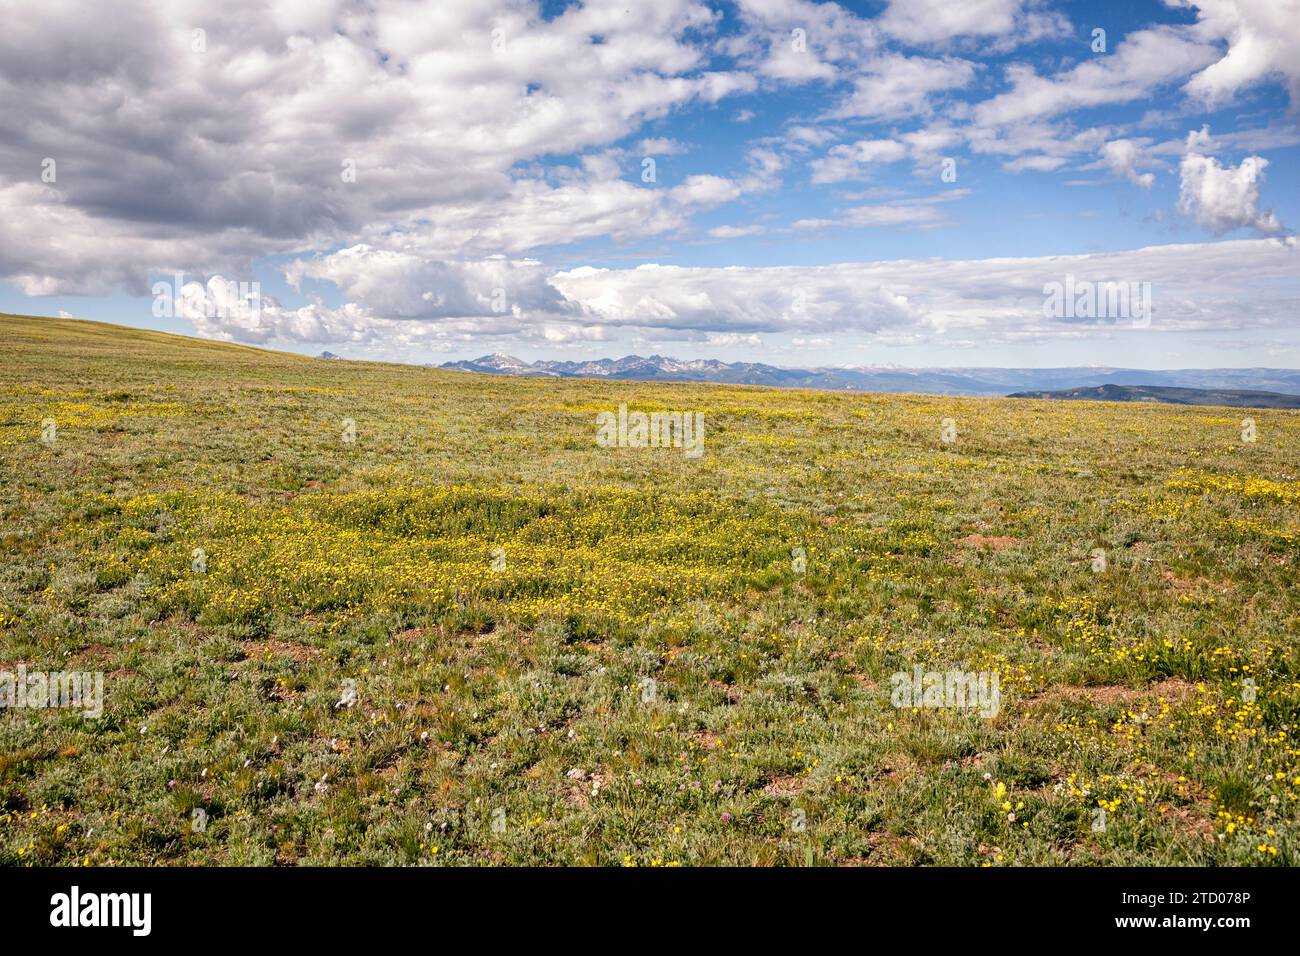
[1161,570,1231,596]
[763,774,810,798]
[837,831,914,866]
[847,673,878,691]
[73,643,113,664]
[1040,677,1199,707]
[1167,806,1217,841]
[1149,677,1200,701]
[956,534,1022,550]
[247,640,320,663]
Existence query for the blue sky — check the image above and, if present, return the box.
[1,0,1296,368]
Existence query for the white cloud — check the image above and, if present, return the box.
[965,119,1116,173]
[550,238,1298,344]
[179,236,1298,351]
[708,224,769,239]
[672,174,744,206]
[0,182,279,296]
[725,0,881,82]
[0,0,755,294]
[1099,139,1157,188]
[1003,154,1068,173]
[552,261,920,336]
[809,139,908,183]
[738,146,787,191]
[284,247,578,322]
[784,125,837,148]
[972,27,1219,127]
[176,249,598,348]
[1174,0,1300,107]
[637,138,689,156]
[829,54,977,121]
[793,201,951,230]
[899,126,963,156]
[705,332,763,347]
[6,0,1300,366]
[1178,135,1284,235]
[879,0,1068,47]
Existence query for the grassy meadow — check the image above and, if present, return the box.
[1,312,1297,866]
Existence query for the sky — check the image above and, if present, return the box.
[0,0,1297,369]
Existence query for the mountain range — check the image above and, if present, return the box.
[1008,384,1300,409]
[439,353,1300,397]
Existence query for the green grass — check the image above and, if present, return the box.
[1,313,1297,866]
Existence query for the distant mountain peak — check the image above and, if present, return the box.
[467,353,530,370]
[437,354,1300,398]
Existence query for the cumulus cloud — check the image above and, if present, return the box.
[168,246,603,348]
[0,0,754,293]
[829,54,977,121]
[879,0,1069,48]
[809,139,908,183]
[547,238,1298,346]
[1178,130,1285,234]
[886,2,1298,178]
[0,183,278,296]
[972,27,1220,128]
[822,21,1235,181]
[725,0,881,82]
[551,262,921,336]
[5,0,1299,364]
[175,234,1298,352]
[284,247,580,323]
[1174,0,1300,108]
[886,23,1221,178]
[1099,139,1157,188]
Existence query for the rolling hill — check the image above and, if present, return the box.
[2,312,1298,866]
[1008,384,1300,409]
